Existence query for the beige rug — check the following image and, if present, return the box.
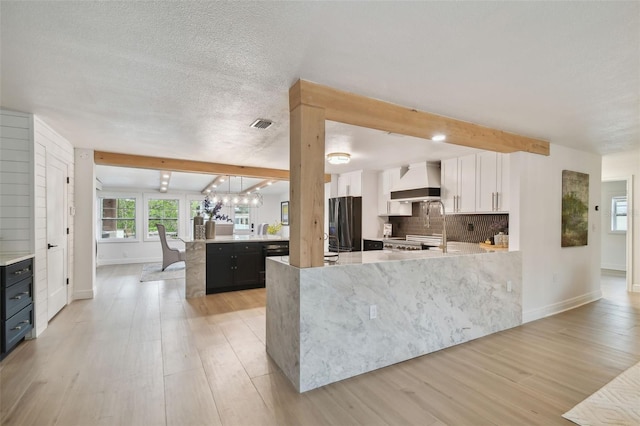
[140,262,185,282]
[562,361,640,425]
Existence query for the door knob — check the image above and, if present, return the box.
[48,243,58,249]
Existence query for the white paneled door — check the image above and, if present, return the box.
[47,154,67,320]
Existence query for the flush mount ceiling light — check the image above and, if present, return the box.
[326,152,351,165]
[431,134,446,142]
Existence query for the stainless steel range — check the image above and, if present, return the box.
[382,235,443,250]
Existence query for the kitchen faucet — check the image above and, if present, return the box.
[424,200,447,253]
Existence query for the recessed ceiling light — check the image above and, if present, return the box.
[431,134,446,142]
[162,173,170,178]
[267,182,273,185]
[326,152,351,165]
[220,178,225,182]
[161,180,168,185]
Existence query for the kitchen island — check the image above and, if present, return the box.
[185,235,288,298]
[266,245,522,392]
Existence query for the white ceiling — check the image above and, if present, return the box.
[1,2,638,180]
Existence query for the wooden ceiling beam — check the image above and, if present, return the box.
[94,151,332,182]
[241,179,276,195]
[290,79,550,156]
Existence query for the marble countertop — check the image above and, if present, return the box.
[0,252,35,267]
[185,235,288,244]
[271,242,503,267]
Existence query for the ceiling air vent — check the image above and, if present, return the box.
[250,118,273,129]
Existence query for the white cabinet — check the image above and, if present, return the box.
[335,170,380,238]
[476,152,509,212]
[337,171,362,197]
[441,152,509,214]
[441,154,476,213]
[377,168,411,216]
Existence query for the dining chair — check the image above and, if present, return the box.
[156,224,186,271]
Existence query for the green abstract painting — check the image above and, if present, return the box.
[561,170,589,247]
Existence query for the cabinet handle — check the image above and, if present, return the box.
[11,321,28,331]
[13,268,30,276]
[11,292,29,300]
[492,192,495,211]
[496,193,500,211]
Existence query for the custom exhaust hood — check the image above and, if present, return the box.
[390,162,441,201]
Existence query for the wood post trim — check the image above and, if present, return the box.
[289,104,326,268]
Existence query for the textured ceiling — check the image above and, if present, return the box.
[1,1,638,176]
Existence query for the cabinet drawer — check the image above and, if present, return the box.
[4,304,33,352]
[4,277,32,319]
[206,244,233,255]
[2,258,33,288]
[236,243,261,254]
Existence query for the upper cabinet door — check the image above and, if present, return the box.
[497,154,509,212]
[476,152,509,212]
[337,171,362,197]
[441,158,458,213]
[457,154,476,213]
[476,151,498,213]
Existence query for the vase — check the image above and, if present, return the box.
[193,213,204,239]
[205,220,216,239]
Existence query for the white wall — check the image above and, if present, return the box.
[602,148,639,291]
[511,144,602,323]
[0,110,33,253]
[74,149,96,299]
[33,116,75,336]
[601,180,626,270]
[97,189,286,265]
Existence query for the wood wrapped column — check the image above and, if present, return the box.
[289,103,325,268]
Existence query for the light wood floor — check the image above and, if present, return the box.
[1,265,638,426]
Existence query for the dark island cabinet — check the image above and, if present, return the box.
[206,243,263,294]
[1,257,35,360]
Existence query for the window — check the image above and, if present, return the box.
[611,196,627,232]
[234,205,250,230]
[148,198,179,238]
[99,197,136,239]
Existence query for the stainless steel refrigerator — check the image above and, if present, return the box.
[328,196,362,252]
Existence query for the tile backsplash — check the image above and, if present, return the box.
[387,203,508,243]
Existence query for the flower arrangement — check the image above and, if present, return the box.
[202,196,232,222]
[489,218,509,234]
[267,221,283,235]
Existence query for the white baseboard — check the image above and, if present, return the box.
[523,290,602,323]
[74,289,94,300]
[633,284,640,293]
[97,257,161,266]
[601,263,626,271]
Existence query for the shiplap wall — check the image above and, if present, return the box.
[33,117,75,336]
[0,110,34,253]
